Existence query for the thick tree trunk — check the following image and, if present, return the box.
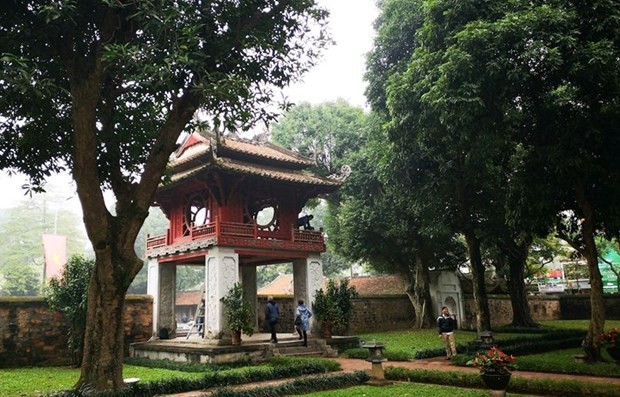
[576,185,604,363]
[502,236,537,328]
[464,231,491,333]
[507,251,537,328]
[77,254,128,390]
[406,249,434,329]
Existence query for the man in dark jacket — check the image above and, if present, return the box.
[437,306,457,359]
[265,295,280,343]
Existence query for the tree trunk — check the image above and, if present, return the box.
[502,236,537,328]
[464,231,491,333]
[77,255,128,390]
[507,250,537,328]
[406,249,434,329]
[576,184,604,363]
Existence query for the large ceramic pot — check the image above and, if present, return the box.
[481,373,511,390]
[607,346,620,362]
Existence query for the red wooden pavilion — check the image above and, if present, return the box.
[145,131,342,343]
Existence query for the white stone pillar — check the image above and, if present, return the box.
[293,254,323,332]
[204,247,239,343]
[146,258,160,337]
[240,264,258,328]
[147,258,177,338]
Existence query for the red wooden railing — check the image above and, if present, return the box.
[146,220,324,252]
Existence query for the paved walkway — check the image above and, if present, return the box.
[165,356,620,396]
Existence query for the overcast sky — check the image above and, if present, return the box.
[283,0,378,108]
[0,1,379,210]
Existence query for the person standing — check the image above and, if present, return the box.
[437,306,457,359]
[265,295,280,343]
[294,299,312,347]
[196,299,205,337]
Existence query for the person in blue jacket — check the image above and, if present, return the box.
[265,295,280,343]
[294,299,312,347]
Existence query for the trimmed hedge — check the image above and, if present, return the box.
[385,367,620,397]
[51,358,340,397]
[208,371,370,397]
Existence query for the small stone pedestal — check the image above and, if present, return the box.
[477,331,495,348]
[362,340,387,380]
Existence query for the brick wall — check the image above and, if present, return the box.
[0,295,152,368]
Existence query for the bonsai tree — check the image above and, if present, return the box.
[313,278,358,336]
[220,283,254,342]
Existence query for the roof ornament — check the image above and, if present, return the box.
[328,164,351,182]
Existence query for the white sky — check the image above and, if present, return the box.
[0,1,379,210]
[284,0,378,108]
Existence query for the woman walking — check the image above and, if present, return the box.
[294,299,312,347]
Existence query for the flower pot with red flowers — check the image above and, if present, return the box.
[467,347,516,397]
[600,328,619,363]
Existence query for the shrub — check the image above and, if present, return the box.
[313,279,358,335]
[45,255,94,367]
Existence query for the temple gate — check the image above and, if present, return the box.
[145,131,341,343]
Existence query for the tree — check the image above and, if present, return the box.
[46,255,94,367]
[0,192,89,296]
[327,121,464,328]
[271,99,368,177]
[0,1,330,390]
[451,0,620,360]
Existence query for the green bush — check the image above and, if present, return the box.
[45,255,94,367]
[343,347,412,361]
[313,279,358,335]
[51,358,342,397]
[208,371,370,397]
[385,367,620,397]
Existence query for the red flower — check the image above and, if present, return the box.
[467,346,516,375]
[600,328,618,347]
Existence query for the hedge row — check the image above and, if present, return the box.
[385,367,620,397]
[51,358,340,397]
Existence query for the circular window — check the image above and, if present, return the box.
[252,200,279,232]
[184,194,210,235]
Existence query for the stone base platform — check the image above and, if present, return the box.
[129,333,359,364]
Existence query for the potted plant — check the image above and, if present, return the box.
[313,278,358,338]
[600,327,619,362]
[467,346,516,396]
[220,283,254,345]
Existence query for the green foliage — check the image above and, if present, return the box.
[0,192,90,296]
[45,255,94,367]
[343,347,412,361]
[271,100,369,177]
[385,366,620,397]
[1,264,41,296]
[51,359,342,397]
[312,279,358,335]
[207,371,369,397]
[220,283,254,336]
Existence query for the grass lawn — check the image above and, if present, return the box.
[302,383,538,397]
[0,365,204,397]
[357,319,620,359]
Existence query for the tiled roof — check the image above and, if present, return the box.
[170,131,313,168]
[167,156,340,189]
[257,274,295,296]
[219,138,314,166]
